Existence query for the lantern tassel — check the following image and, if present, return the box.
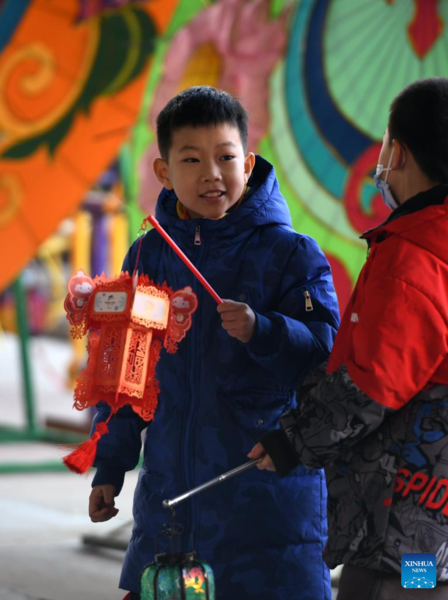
[63,421,109,474]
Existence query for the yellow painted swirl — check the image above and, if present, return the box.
[0,174,22,227]
[0,21,99,145]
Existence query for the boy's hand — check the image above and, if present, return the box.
[89,485,119,522]
[248,442,276,472]
[217,299,256,343]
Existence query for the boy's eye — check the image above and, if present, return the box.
[183,158,199,163]
[220,155,235,161]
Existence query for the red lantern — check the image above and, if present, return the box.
[63,269,197,473]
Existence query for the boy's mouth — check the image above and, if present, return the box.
[200,190,225,198]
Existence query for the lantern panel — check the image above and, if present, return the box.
[93,291,129,313]
[125,328,150,385]
[118,327,153,397]
[95,325,127,385]
[184,563,215,597]
[132,286,170,330]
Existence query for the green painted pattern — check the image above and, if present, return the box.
[259,137,365,283]
[324,0,448,140]
[268,63,362,246]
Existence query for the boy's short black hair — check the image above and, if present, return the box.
[388,78,448,183]
[156,86,248,160]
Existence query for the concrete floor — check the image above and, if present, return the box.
[0,333,339,599]
[0,333,138,600]
[0,469,138,600]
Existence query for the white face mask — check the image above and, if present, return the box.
[373,147,399,211]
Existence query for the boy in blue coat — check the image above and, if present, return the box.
[88,86,340,600]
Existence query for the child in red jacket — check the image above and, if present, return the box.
[251,77,448,599]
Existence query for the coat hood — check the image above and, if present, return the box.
[363,185,448,264]
[154,155,293,242]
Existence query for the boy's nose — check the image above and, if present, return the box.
[201,163,222,182]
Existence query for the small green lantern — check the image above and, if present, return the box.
[140,519,215,600]
[141,551,215,600]
[140,459,259,600]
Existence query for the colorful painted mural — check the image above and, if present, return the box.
[0,0,177,291]
[128,0,448,312]
[2,0,447,312]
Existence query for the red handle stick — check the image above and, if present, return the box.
[147,215,223,305]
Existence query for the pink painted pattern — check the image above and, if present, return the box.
[138,0,289,214]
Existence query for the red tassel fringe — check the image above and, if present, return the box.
[63,422,109,474]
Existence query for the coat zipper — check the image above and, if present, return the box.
[183,225,205,553]
[304,290,313,312]
[194,225,201,246]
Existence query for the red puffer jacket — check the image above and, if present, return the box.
[328,187,448,407]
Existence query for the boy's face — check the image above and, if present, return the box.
[153,124,255,219]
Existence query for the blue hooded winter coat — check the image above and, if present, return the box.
[92,156,340,599]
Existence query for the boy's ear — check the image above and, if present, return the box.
[244,152,256,183]
[153,158,174,190]
[391,139,406,169]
